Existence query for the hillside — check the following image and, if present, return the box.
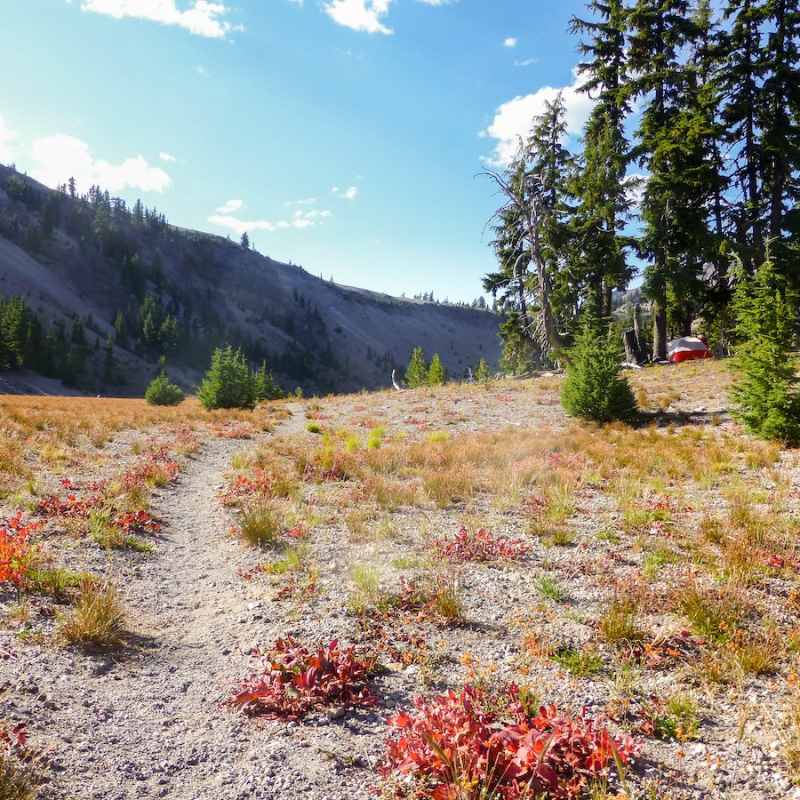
[0,163,501,396]
[2,362,800,799]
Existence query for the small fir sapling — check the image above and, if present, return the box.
[561,304,637,423]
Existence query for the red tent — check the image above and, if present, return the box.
[667,336,711,362]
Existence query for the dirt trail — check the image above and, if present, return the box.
[51,437,256,798]
[9,437,292,799]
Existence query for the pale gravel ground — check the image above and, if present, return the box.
[3,365,800,799]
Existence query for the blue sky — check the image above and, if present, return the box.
[0,0,596,303]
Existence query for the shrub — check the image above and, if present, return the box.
[380,684,639,799]
[405,347,429,388]
[729,254,800,444]
[0,721,39,800]
[145,374,184,406]
[0,513,38,588]
[252,362,284,402]
[229,637,378,720]
[475,358,491,385]
[197,347,283,410]
[561,306,637,423]
[433,526,529,563]
[427,354,447,386]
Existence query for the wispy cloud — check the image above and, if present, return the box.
[80,0,243,39]
[514,58,538,67]
[159,151,177,162]
[481,68,594,167]
[29,134,171,193]
[324,0,394,34]
[216,199,243,214]
[503,37,517,48]
[209,199,332,235]
[416,0,455,5]
[332,186,358,200]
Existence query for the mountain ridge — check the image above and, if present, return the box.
[0,162,501,396]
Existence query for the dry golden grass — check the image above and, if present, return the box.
[60,580,127,649]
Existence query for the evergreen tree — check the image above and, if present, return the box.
[145,373,184,406]
[628,0,707,358]
[252,362,285,401]
[728,253,800,443]
[197,346,256,410]
[405,347,429,388]
[561,305,637,423]
[427,354,447,386]
[483,94,574,361]
[569,0,635,316]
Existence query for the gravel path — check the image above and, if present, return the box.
[4,437,330,799]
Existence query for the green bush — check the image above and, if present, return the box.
[475,358,491,385]
[252,362,285,402]
[197,347,284,410]
[561,306,637,423]
[144,374,184,406]
[405,347,429,388]
[427,354,447,386]
[729,255,800,444]
[197,347,253,410]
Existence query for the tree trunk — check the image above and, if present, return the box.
[653,301,667,361]
[623,330,640,365]
[633,303,647,361]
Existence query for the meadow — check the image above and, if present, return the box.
[2,360,800,799]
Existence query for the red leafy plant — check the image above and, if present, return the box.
[380,684,639,799]
[434,526,529,564]
[229,637,379,720]
[0,721,27,750]
[221,470,274,506]
[113,510,161,534]
[0,513,39,587]
[36,492,105,520]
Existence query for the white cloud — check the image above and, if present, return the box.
[208,214,277,235]
[196,65,209,76]
[209,200,332,235]
[159,151,177,162]
[332,186,358,200]
[80,0,242,39]
[503,37,517,48]
[481,68,594,166]
[29,134,171,193]
[514,58,538,67]
[216,198,243,213]
[324,0,393,34]
[0,115,20,165]
[416,0,454,4]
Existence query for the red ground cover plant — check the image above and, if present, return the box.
[0,513,38,587]
[380,684,639,799]
[0,721,27,750]
[121,445,181,488]
[433,526,530,564]
[113,510,161,534]
[229,637,379,720]
[35,492,106,519]
[622,631,705,670]
[221,470,274,506]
